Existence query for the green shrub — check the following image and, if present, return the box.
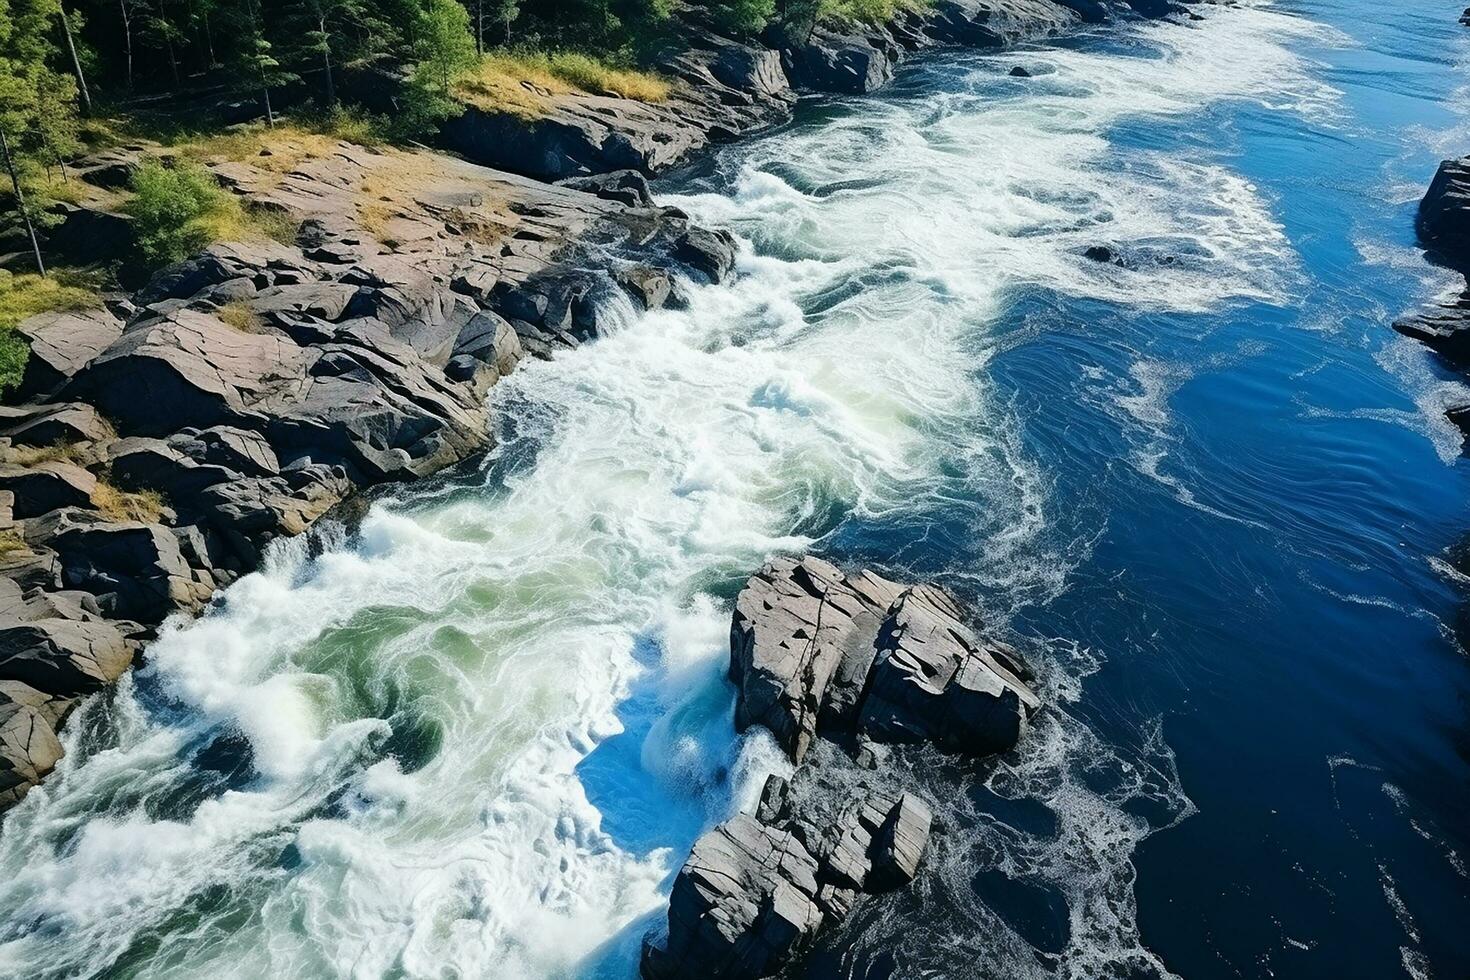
[711,0,776,34]
[125,160,241,269]
[817,0,929,25]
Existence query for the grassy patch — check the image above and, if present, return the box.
[4,440,90,466]
[0,271,100,332]
[456,51,672,118]
[92,479,166,524]
[216,300,265,333]
[0,271,103,395]
[0,528,30,556]
[357,154,508,248]
[245,206,300,246]
[819,0,931,25]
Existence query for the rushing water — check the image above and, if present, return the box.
[2,1,1468,977]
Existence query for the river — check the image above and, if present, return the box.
[1,1,1466,977]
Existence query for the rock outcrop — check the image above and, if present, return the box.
[1416,156,1470,266]
[730,555,1038,764]
[642,771,933,980]
[1396,155,1470,423]
[0,0,1181,815]
[644,555,1041,980]
[0,139,738,812]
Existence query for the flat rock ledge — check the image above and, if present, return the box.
[641,555,1041,980]
[0,145,738,813]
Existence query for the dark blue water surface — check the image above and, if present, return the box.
[672,2,1470,976]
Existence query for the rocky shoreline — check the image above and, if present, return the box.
[642,556,1040,980]
[0,0,1187,830]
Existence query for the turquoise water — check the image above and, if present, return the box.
[0,2,1466,977]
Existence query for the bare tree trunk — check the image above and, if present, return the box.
[1,129,47,278]
[203,11,216,65]
[59,5,93,115]
[120,0,135,90]
[165,33,180,88]
[161,0,181,88]
[263,86,274,127]
[320,15,336,104]
[476,0,484,55]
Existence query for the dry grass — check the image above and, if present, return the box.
[456,52,672,119]
[358,200,397,243]
[178,193,297,251]
[357,154,511,248]
[216,300,266,333]
[246,206,300,245]
[184,126,345,171]
[91,479,166,524]
[3,440,89,467]
[0,528,30,556]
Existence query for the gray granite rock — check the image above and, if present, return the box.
[731,555,1037,763]
[0,680,72,809]
[642,771,934,980]
[10,308,124,402]
[858,583,1041,755]
[2,402,113,448]
[0,462,98,518]
[0,617,132,696]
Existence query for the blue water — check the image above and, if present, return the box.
[699,1,1470,974]
[1,2,1466,978]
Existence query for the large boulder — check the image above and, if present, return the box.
[1393,289,1470,369]
[919,0,1080,46]
[556,170,655,209]
[783,29,898,94]
[168,426,280,478]
[0,462,98,518]
[730,556,1039,762]
[197,463,351,569]
[259,333,489,482]
[65,308,309,437]
[36,509,207,621]
[10,308,124,402]
[1418,156,1470,265]
[0,617,132,696]
[106,436,238,500]
[857,584,1040,754]
[642,773,932,980]
[642,812,824,980]
[730,556,902,761]
[2,402,113,448]
[0,680,72,810]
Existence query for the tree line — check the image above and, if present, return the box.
[2,0,906,278]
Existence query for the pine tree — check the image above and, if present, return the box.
[414,0,475,93]
[0,0,81,276]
